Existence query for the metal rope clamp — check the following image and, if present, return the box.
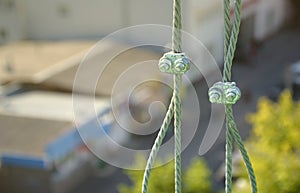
[158,51,190,74]
[209,81,241,104]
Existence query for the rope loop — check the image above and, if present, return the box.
[210,0,258,192]
[142,0,184,193]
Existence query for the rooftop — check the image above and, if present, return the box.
[0,40,164,97]
[0,41,94,84]
[0,114,72,157]
[0,90,109,123]
[36,43,162,96]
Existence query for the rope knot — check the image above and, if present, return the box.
[158,51,190,74]
[208,81,241,104]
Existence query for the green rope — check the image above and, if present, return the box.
[174,74,182,193]
[172,1,183,193]
[141,97,175,193]
[141,0,183,193]
[225,105,233,193]
[223,2,235,192]
[223,0,231,61]
[221,0,258,193]
[229,117,258,193]
[172,0,182,53]
[223,0,242,82]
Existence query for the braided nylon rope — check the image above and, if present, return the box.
[141,0,183,193]
[222,0,257,193]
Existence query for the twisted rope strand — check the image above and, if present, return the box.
[223,0,242,82]
[172,0,182,53]
[225,105,233,193]
[225,105,258,193]
[142,0,183,193]
[223,0,231,61]
[229,119,258,193]
[141,96,175,193]
[174,74,182,193]
[223,1,233,193]
[172,1,183,193]
[221,0,257,193]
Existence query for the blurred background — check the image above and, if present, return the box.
[0,0,300,193]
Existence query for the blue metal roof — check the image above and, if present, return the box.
[1,111,112,170]
[1,154,48,169]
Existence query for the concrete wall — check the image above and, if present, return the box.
[22,0,174,40]
[127,0,172,26]
[1,0,290,40]
[0,0,290,61]
[185,0,224,64]
[254,0,288,41]
[24,0,124,40]
[0,0,26,44]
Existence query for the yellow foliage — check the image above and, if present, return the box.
[235,90,300,193]
[118,157,213,193]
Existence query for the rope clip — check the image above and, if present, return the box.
[208,81,241,104]
[158,51,190,74]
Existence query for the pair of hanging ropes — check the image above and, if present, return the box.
[141,0,257,193]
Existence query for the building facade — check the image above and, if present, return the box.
[0,0,290,62]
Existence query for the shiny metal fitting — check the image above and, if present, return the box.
[208,81,241,104]
[158,52,190,74]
